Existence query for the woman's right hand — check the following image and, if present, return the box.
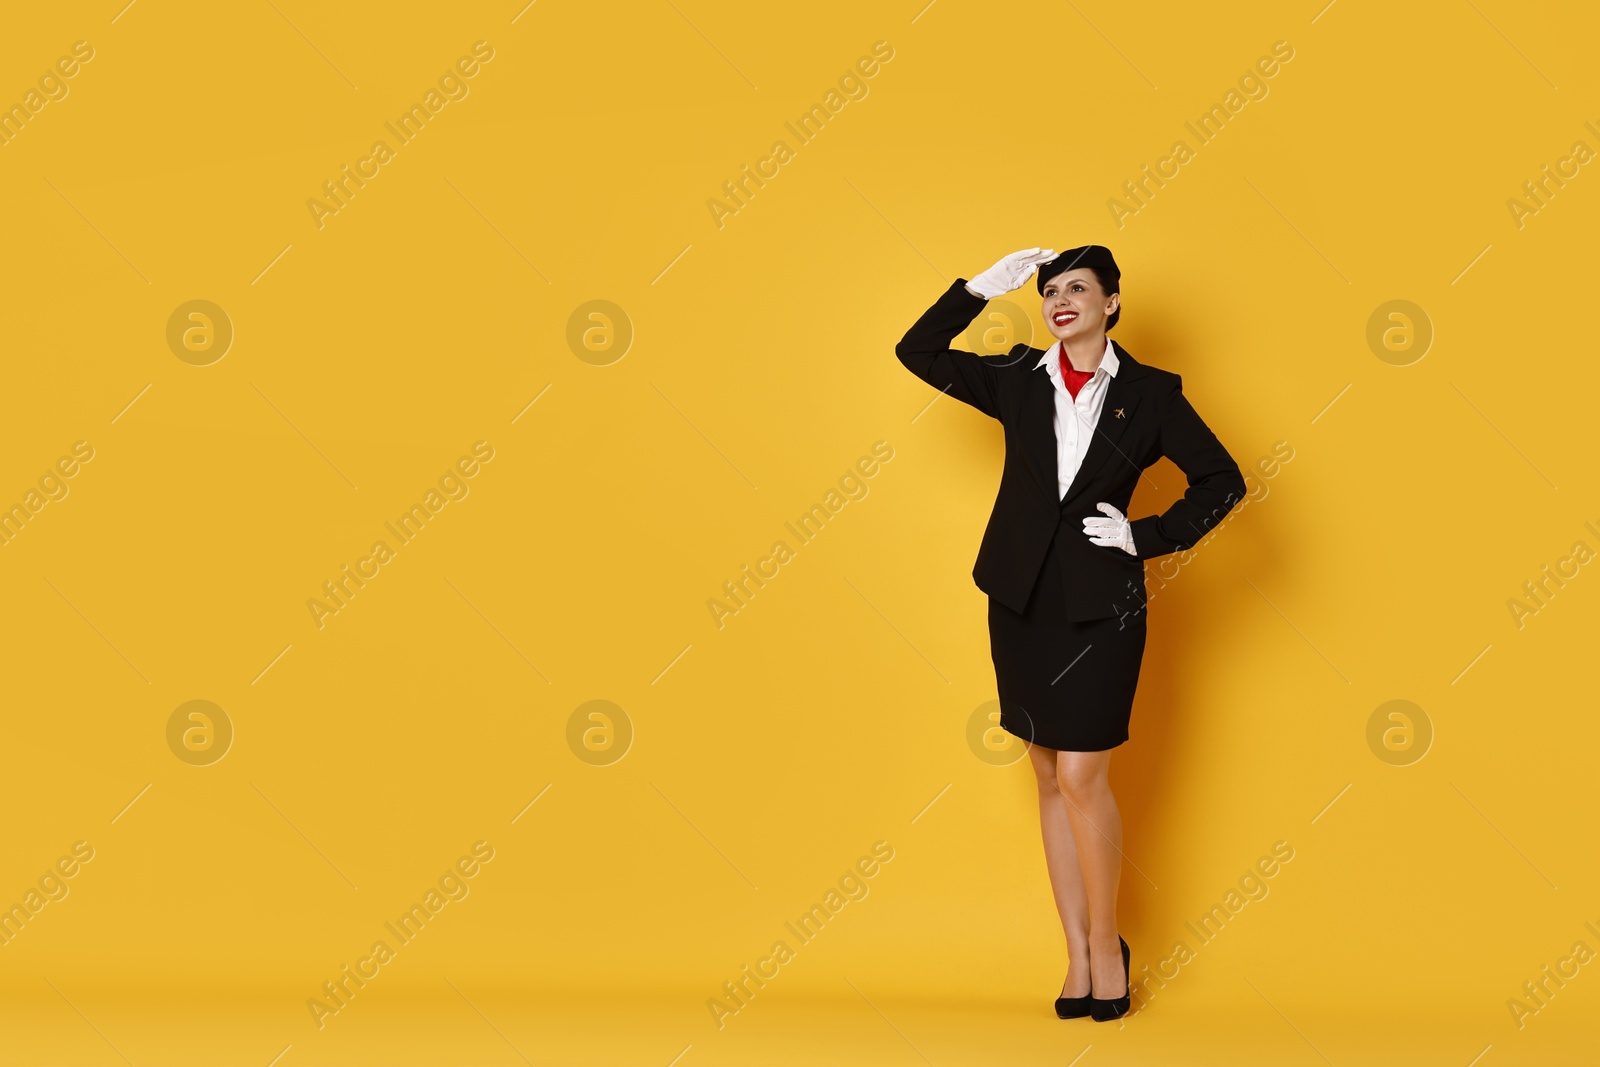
[964,247,1057,300]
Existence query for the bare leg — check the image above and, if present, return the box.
[1056,748,1126,999]
[1028,743,1091,997]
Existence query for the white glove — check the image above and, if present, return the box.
[965,247,1057,300]
[1083,502,1137,556]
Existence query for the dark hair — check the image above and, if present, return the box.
[1043,265,1120,332]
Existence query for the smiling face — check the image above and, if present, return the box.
[1041,268,1118,342]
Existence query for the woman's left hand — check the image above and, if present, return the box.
[1083,502,1137,556]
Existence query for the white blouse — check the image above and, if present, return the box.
[1034,337,1120,500]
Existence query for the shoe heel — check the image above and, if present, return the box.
[1089,936,1131,1022]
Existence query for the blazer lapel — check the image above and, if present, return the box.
[1025,340,1145,506]
[1060,368,1140,503]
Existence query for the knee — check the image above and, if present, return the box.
[1056,761,1107,806]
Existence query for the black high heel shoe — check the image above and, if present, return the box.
[1055,945,1093,1019]
[1089,936,1131,1022]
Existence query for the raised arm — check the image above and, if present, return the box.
[894,247,1057,420]
[1128,376,1247,561]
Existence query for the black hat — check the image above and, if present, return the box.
[1036,244,1120,294]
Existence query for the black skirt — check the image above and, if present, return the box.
[987,520,1147,752]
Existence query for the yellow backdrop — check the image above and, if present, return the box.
[1,1,1596,1064]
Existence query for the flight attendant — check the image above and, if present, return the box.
[895,245,1246,1022]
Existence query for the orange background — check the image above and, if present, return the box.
[1,1,1596,1063]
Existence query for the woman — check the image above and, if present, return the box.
[895,245,1246,1022]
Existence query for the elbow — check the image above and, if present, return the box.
[894,337,924,372]
[1220,467,1247,515]
[1191,466,1247,533]
[1198,452,1247,517]
[1209,480,1247,531]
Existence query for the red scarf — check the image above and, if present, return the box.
[1059,343,1095,399]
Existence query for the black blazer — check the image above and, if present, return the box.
[897,279,1247,623]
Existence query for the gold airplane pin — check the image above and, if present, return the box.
[1114,407,1126,418]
